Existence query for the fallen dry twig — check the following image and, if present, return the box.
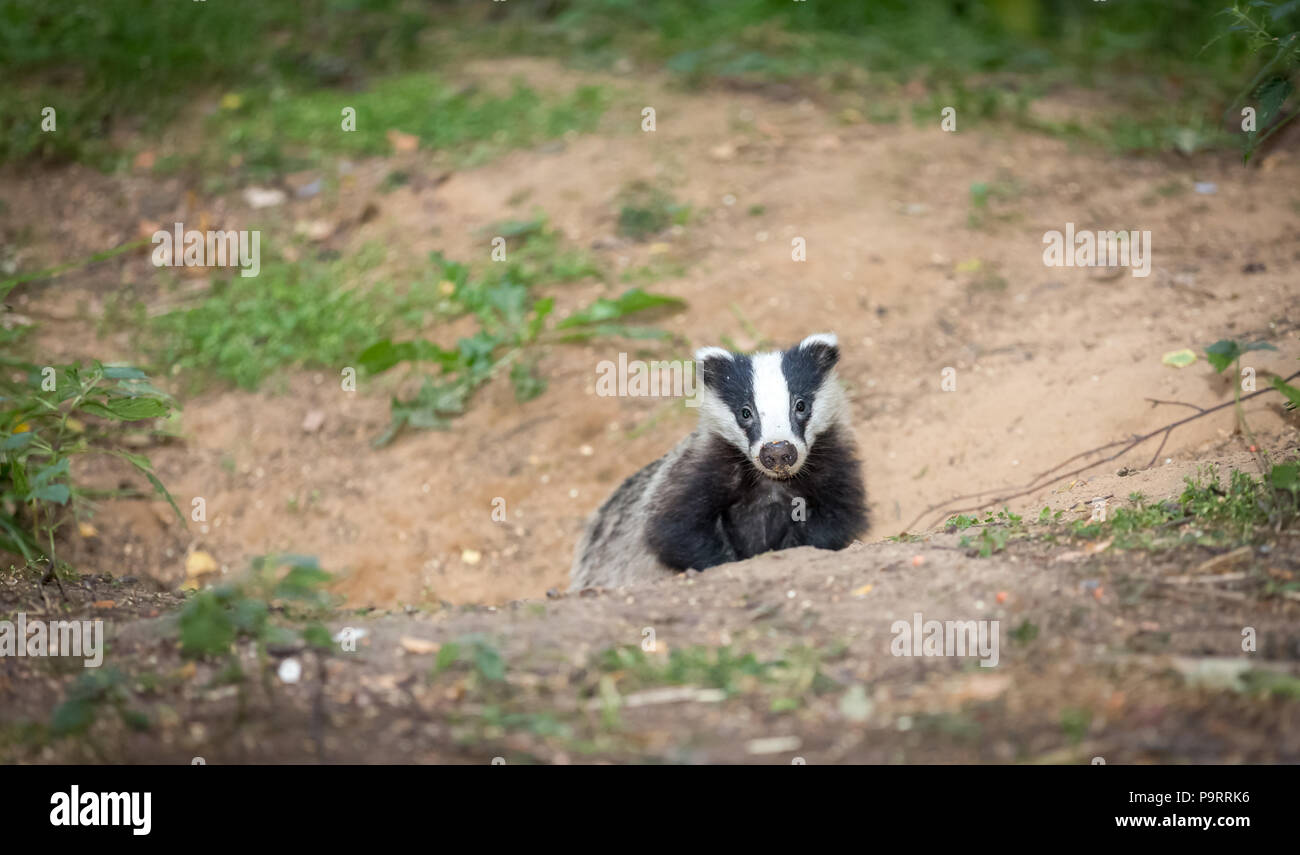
[904,369,1300,532]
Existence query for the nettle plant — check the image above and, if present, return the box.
[360,247,685,445]
[1221,1,1300,161]
[1204,338,1300,523]
[177,554,335,675]
[0,359,182,579]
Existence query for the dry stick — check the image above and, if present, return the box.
[1142,398,1206,413]
[905,370,1300,533]
[904,436,1132,524]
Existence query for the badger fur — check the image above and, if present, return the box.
[570,332,867,590]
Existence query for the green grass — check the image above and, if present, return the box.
[615,180,692,241]
[593,643,841,715]
[1067,465,1300,549]
[954,463,1300,557]
[135,213,607,396]
[191,76,610,182]
[123,207,686,443]
[136,243,441,393]
[358,252,686,445]
[474,0,1280,156]
[493,0,1248,82]
[0,0,436,166]
[5,0,1284,167]
[481,214,603,285]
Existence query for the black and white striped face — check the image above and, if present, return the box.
[695,333,846,479]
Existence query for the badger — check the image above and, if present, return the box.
[570,332,867,590]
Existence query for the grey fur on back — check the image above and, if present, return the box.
[568,433,696,590]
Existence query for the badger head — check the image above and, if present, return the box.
[694,333,846,480]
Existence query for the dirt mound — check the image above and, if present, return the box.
[5,530,1298,764]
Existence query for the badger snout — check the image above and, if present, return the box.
[758,440,798,474]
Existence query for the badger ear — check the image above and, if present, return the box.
[693,346,733,391]
[798,332,839,373]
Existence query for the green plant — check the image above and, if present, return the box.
[1219,1,1300,161]
[1010,620,1039,644]
[0,0,438,166]
[482,214,603,285]
[0,360,181,575]
[1205,338,1278,446]
[175,553,334,711]
[965,175,1024,230]
[593,642,838,708]
[1181,464,1299,538]
[199,76,610,180]
[1062,463,1299,549]
[143,247,441,392]
[952,507,1024,556]
[615,181,691,240]
[359,247,685,445]
[49,668,150,739]
[433,635,508,684]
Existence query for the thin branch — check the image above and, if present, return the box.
[1146,428,1173,468]
[1144,398,1206,413]
[904,369,1300,532]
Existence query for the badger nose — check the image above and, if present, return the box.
[759,441,797,470]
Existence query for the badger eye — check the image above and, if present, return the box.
[740,407,753,420]
[795,399,807,413]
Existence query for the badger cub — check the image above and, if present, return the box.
[570,333,866,590]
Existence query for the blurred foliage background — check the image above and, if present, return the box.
[1,0,1296,165]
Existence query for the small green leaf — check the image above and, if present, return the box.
[230,597,268,634]
[1273,377,1300,408]
[488,217,546,240]
[554,324,675,343]
[434,642,461,673]
[524,296,554,343]
[1205,340,1242,372]
[120,708,152,732]
[80,396,168,421]
[1258,76,1293,128]
[357,339,454,375]
[301,623,334,650]
[0,514,39,559]
[557,288,685,329]
[27,484,70,504]
[31,457,70,488]
[50,698,96,736]
[510,360,547,403]
[178,592,237,657]
[101,364,149,380]
[1161,348,1197,368]
[109,450,184,524]
[275,564,332,600]
[473,642,506,682]
[1205,339,1276,373]
[2,431,33,450]
[1271,463,1299,491]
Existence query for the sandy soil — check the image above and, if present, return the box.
[5,59,1297,607]
[4,528,1298,764]
[2,59,1298,763]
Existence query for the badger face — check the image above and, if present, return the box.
[695,333,845,480]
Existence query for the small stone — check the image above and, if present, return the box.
[278,658,302,684]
